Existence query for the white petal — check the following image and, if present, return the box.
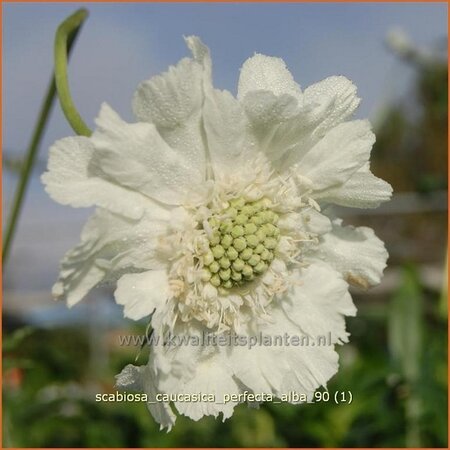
[231,307,339,397]
[53,208,168,307]
[114,270,170,321]
[132,51,207,177]
[301,208,333,235]
[238,53,302,100]
[116,364,176,431]
[203,89,256,178]
[295,120,375,191]
[42,136,151,220]
[182,36,258,179]
[184,35,212,75]
[312,221,388,288]
[91,103,204,205]
[241,77,360,169]
[241,90,316,164]
[314,163,393,208]
[156,323,241,421]
[303,76,360,137]
[282,265,356,344]
[278,209,332,237]
[170,354,240,421]
[132,57,203,128]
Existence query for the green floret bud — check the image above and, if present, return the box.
[208,217,219,228]
[210,274,221,287]
[222,280,233,289]
[225,207,238,218]
[248,254,261,266]
[203,251,214,266]
[264,237,278,250]
[232,259,245,272]
[219,256,231,269]
[246,234,259,248]
[244,223,257,235]
[201,269,212,282]
[255,228,266,241]
[263,223,276,236]
[235,214,248,225]
[242,265,253,278]
[252,200,264,211]
[219,268,231,281]
[241,205,255,216]
[254,261,268,274]
[260,249,272,261]
[212,245,225,259]
[209,261,220,273]
[219,219,233,233]
[240,248,253,261]
[233,237,247,252]
[221,234,233,249]
[203,195,281,289]
[260,211,273,224]
[255,243,265,254]
[226,247,239,261]
[230,197,246,209]
[210,232,221,245]
[231,271,242,282]
[250,215,263,225]
[231,225,244,238]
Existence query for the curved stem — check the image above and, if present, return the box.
[2,9,89,267]
[54,8,92,137]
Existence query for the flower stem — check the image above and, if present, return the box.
[54,8,92,137]
[2,8,89,267]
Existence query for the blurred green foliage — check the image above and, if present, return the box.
[373,55,447,194]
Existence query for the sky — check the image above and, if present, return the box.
[2,2,448,300]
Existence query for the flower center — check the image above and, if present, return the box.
[201,197,280,289]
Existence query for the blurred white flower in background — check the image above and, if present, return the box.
[42,36,391,430]
[386,27,413,56]
[386,26,442,64]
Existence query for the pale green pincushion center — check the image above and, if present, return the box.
[201,197,280,289]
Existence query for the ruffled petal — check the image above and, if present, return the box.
[91,103,205,205]
[155,323,241,421]
[116,364,176,431]
[278,208,332,236]
[302,75,360,138]
[241,90,316,165]
[230,306,339,398]
[175,36,258,179]
[282,265,356,344]
[42,136,152,220]
[238,73,359,169]
[114,270,170,321]
[237,56,310,166]
[294,120,375,191]
[132,49,207,177]
[202,88,257,178]
[53,208,169,307]
[311,220,388,288]
[238,53,302,100]
[314,163,393,208]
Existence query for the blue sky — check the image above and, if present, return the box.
[2,2,448,293]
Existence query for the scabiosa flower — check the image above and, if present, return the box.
[42,36,392,430]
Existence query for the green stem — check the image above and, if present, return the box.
[2,9,90,267]
[54,8,92,137]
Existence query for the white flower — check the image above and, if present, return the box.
[42,36,391,430]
